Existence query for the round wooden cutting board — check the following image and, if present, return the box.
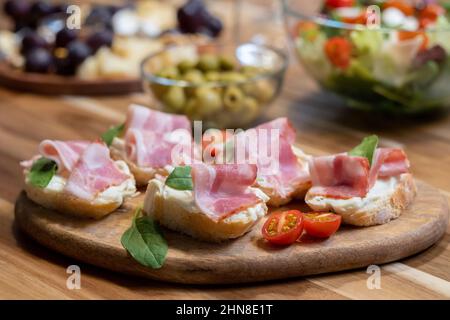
[0,63,142,95]
[14,180,449,284]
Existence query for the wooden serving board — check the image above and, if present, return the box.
[0,63,142,95]
[14,180,449,285]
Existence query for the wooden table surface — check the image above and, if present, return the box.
[1,1,450,300]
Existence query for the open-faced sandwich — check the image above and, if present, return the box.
[110,104,195,186]
[21,140,136,219]
[143,163,269,242]
[205,118,312,206]
[305,136,416,226]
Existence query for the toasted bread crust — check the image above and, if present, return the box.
[143,180,267,242]
[24,183,120,219]
[257,181,312,207]
[305,173,417,226]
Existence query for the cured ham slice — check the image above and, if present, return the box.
[20,140,89,173]
[65,141,129,201]
[125,129,192,168]
[126,104,191,133]
[309,148,410,199]
[235,118,310,198]
[124,104,193,168]
[371,148,410,181]
[309,154,370,199]
[191,163,261,222]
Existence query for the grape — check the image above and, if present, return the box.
[85,6,113,29]
[54,57,76,76]
[30,1,53,18]
[86,30,113,53]
[25,48,52,73]
[66,41,92,67]
[3,0,30,18]
[21,31,48,55]
[177,0,222,37]
[55,28,78,48]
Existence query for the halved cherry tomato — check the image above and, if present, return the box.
[324,37,352,69]
[420,4,445,24]
[398,30,429,51]
[383,0,414,16]
[262,210,304,246]
[304,212,341,238]
[325,0,355,9]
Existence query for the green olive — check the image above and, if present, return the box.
[220,71,247,83]
[243,79,276,102]
[157,66,179,79]
[162,86,186,112]
[177,59,197,74]
[205,71,221,82]
[184,98,201,120]
[240,96,259,122]
[219,55,235,71]
[197,54,220,72]
[150,83,168,100]
[195,87,223,116]
[183,69,204,84]
[223,86,244,111]
[241,65,262,78]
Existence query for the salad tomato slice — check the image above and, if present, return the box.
[262,210,304,245]
[303,212,342,238]
[325,0,355,9]
[324,37,352,69]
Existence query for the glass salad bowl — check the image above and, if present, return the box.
[282,0,450,114]
[141,43,287,129]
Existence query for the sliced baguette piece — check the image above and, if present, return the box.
[110,137,170,186]
[255,146,312,207]
[305,173,417,226]
[23,161,137,219]
[143,179,269,242]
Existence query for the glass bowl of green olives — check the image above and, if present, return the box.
[141,43,288,129]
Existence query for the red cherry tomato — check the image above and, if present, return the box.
[262,210,304,246]
[383,0,414,16]
[420,4,445,23]
[324,37,352,69]
[303,212,342,238]
[326,0,355,9]
[398,30,429,51]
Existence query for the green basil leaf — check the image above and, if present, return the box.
[348,135,379,165]
[27,157,57,188]
[165,166,193,190]
[101,123,125,146]
[121,207,168,269]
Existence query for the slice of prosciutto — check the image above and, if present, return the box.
[20,140,89,173]
[309,148,410,199]
[126,104,191,133]
[125,128,193,168]
[65,141,129,201]
[235,118,310,198]
[124,104,193,168]
[191,163,261,222]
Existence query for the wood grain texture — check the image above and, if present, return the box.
[0,63,142,96]
[14,180,449,285]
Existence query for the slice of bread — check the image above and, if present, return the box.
[110,137,170,186]
[305,173,417,226]
[255,145,312,207]
[23,161,136,219]
[143,179,269,242]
